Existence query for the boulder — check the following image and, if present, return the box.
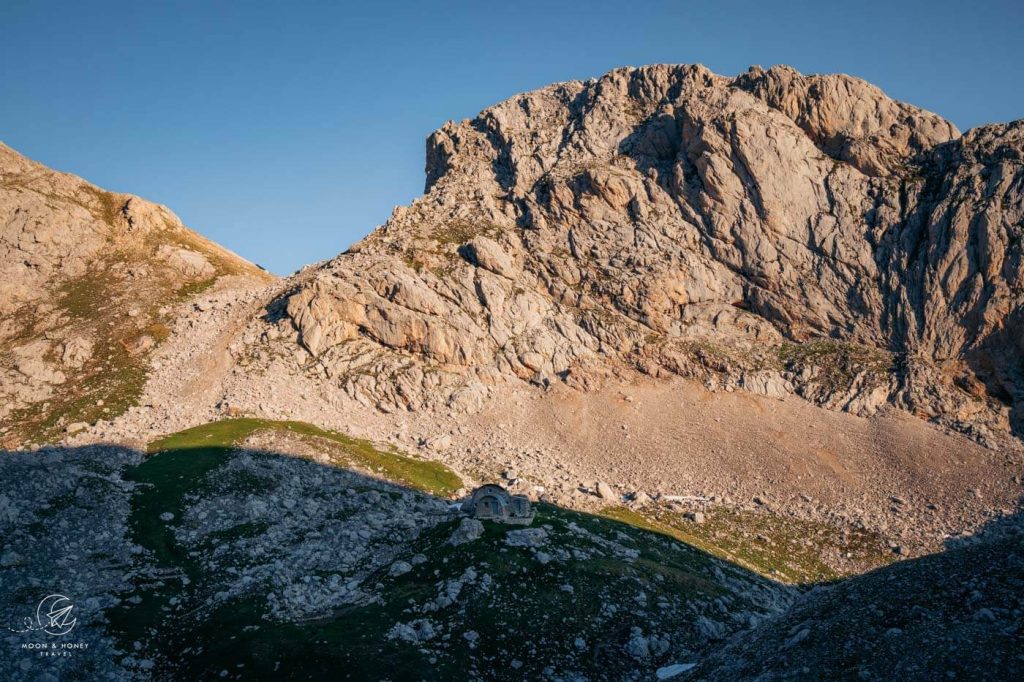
[596,481,617,500]
[388,560,413,577]
[447,517,485,546]
[158,245,216,279]
[504,528,548,548]
[459,236,517,278]
[60,336,94,368]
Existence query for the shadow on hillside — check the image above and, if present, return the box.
[4,439,1022,681]
[686,501,1024,681]
[943,495,1024,551]
[1,440,788,682]
[966,308,1024,440]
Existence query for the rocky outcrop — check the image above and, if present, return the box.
[0,142,271,444]
[733,65,959,176]
[270,64,1024,444]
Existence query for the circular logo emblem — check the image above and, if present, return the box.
[36,594,77,636]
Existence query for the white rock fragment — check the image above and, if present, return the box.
[504,528,548,548]
[656,663,697,679]
[388,560,412,577]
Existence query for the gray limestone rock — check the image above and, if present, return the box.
[447,517,485,546]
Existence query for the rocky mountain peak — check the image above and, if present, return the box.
[734,64,960,175]
[278,64,1024,448]
[422,63,959,204]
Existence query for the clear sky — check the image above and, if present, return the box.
[2,1,1022,274]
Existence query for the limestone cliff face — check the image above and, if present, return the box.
[0,143,271,443]
[281,64,1023,443]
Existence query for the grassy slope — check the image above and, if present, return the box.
[110,419,464,677]
[127,418,461,572]
[165,506,741,681]
[603,507,893,584]
[6,264,162,445]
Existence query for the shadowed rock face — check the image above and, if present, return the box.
[687,512,1024,681]
[281,64,1024,444]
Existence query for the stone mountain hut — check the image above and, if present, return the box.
[462,484,535,525]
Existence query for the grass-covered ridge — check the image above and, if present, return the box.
[109,418,465,675]
[147,417,463,497]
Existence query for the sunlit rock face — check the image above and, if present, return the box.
[0,142,269,439]
[282,64,1024,444]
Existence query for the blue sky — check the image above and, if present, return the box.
[2,1,1022,274]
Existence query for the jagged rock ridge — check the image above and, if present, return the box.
[280,64,1024,446]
